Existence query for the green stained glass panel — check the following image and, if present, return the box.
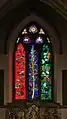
[40,44,53,100]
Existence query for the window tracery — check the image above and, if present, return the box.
[13,22,54,101]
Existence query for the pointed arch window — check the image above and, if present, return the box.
[13,22,54,101]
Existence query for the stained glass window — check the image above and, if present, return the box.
[13,22,54,101]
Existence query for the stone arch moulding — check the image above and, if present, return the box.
[7,14,59,102]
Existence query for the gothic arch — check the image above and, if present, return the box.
[7,14,60,54]
[8,14,59,102]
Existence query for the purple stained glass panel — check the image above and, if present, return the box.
[23,37,31,43]
[36,37,43,44]
[29,25,37,33]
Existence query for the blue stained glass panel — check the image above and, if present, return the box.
[28,45,39,100]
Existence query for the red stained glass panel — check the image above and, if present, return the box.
[15,43,26,100]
